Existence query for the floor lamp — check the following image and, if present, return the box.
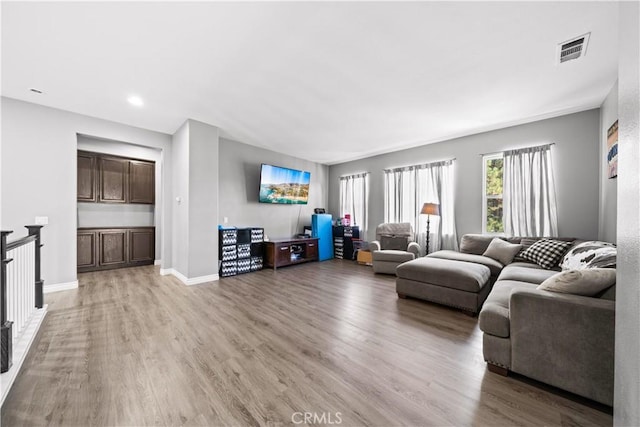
[420,203,440,255]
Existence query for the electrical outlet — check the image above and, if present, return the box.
[223,217,229,224]
[35,216,48,225]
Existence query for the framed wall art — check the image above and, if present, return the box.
[607,119,618,179]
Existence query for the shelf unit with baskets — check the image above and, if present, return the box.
[219,227,264,277]
[333,226,360,260]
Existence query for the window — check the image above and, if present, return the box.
[383,160,458,252]
[483,154,504,233]
[339,173,369,236]
[503,144,558,237]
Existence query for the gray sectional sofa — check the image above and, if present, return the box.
[396,234,616,406]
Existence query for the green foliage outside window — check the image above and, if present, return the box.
[485,158,504,233]
[486,199,504,233]
[485,159,503,196]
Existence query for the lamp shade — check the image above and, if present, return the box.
[420,202,440,216]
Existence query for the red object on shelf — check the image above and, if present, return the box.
[344,214,351,226]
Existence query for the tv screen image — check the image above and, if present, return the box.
[259,164,311,204]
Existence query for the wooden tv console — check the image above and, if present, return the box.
[264,237,319,270]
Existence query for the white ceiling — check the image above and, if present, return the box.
[2,2,619,164]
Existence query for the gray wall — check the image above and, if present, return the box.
[187,120,219,279]
[77,135,162,259]
[598,82,618,244]
[171,121,190,277]
[329,110,601,242]
[170,119,220,279]
[218,138,329,239]
[1,97,173,287]
[77,204,154,227]
[614,2,640,425]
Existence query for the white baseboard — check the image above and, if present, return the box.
[1,305,48,405]
[183,273,219,286]
[170,269,189,284]
[159,268,218,285]
[154,260,162,266]
[43,280,79,293]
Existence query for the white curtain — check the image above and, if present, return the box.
[503,144,558,237]
[384,160,458,253]
[339,172,369,237]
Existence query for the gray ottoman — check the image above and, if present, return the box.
[372,250,416,274]
[396,257,492,314]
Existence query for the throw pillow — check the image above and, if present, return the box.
[561,241,617,270]
[380,236,408,251]
[537,269,616,296]
[519,239,573,269]
[482,238,523,266]
[513,237,540,261]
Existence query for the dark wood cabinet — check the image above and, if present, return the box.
[78,227,155,273]
[77,153,97,202]
[129,160,155,204]
[275,244,292,266]
[99,230,128,266]
[77,231,97,269]
[78,151,155,205]
[130,229,155,262]
[98,157,128,203]
[306,240,318,260]
[264,238,319,270]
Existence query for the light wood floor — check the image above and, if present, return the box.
[2,261,612,426]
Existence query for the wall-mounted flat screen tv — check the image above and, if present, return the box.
[259,164,311,205]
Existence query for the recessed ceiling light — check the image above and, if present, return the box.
[127,95,144,107]
[29,88,43,94]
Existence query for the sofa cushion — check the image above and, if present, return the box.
[508,261,544,270]
[427,250,504,276]
[538,269,617,296]
[599,285,616,301]
[479,280,537,338]
[396,257,491,293]
[375,223,414,241]
[519,239,573,269]
[380,235,409,251]
[561,241,617,270]
[497,265,558,285]
[483,238,523,266]
[372,250,415,263]
[459,234,496,255]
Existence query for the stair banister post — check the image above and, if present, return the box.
[1,230,14,373]
[25,226,44,309]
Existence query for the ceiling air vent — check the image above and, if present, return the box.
[558,33,590,64]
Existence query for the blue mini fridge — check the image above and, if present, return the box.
[311,214,334,261]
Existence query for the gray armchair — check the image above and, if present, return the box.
[370,223,421,274]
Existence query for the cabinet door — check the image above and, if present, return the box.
[306,241,318,260]
[77,152,97,202]
[77,231,97,269]
[130,229,155,263]
[129,161,155,204]
[276,244,291,266]
[99,157,128,203]
[99,230,128,267]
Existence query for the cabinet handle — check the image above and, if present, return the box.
[308,243,315,246]
[280,247,289,250]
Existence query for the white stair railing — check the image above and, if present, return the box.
[6,239,36,342]
[1,226,44,374]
